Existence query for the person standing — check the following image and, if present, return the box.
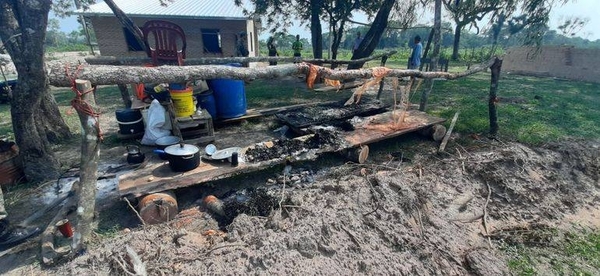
[0,188,41,250]
[409,35,423,69]
[236,32,250,67]
[352,32,363,56]
[292,35,303,63]
[267,36,278,66]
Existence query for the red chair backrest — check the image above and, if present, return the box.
[142,20,186,65]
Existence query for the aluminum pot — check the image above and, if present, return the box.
[163,143,200,172]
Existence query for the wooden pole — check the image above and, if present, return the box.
[71,79,100,254]
[489,57,502,137]
[376,54,389,100]
[117,84,132,108]
[439,111,459,153]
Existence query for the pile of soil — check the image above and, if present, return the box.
[39,139,599,275]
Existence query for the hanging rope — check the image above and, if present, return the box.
[65,64,103,142]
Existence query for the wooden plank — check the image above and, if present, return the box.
[118,151,316,197]
[342,110,446,146]
[119,110,445,197]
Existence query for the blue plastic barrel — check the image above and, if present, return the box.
[197,90,217,119]
[207,64,247,119]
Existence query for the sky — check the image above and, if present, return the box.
[56,0,600,41]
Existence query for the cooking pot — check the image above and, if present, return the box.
[155,136,181,160]
[126,145,145,164]
[156,143,200,172]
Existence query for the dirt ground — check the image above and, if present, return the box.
[3,136,599,275]
[1,53,599,274]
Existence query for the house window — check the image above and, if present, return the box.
[201,29,222,53]
[122,27,145,52]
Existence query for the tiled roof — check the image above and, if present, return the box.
[76,0,248,20]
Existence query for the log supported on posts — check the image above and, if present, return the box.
[47,58,497,87]
[84,51,398,66]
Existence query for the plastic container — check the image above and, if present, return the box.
[207,78,247,119]
[169,87,195,117]
[115,109,144,135]
[197,90,217,119]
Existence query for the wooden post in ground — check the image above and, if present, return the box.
[72,79,100,254]
[117,84,132,108]
[376,54,389,100]
[488,58,502,137]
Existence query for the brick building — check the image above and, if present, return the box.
[504,46,600,83]
[76,0,260,58]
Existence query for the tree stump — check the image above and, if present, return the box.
[139,191,178,225]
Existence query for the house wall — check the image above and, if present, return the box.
[89,16,256,58]
[504,46,600,83]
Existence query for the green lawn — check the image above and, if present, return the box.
[424,73,600,144]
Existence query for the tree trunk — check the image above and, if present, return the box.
[48,58,496,87]
[419,0,442,112]
[37,93,72,143]
[0,1,62,182]
[330,20,345,69]
[310,0,324,59]
[348,0,396,69]
[104,0,146,52]
[452,24,462,61]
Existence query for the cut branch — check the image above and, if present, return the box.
[70,80,100,254]
[48,58,496,87]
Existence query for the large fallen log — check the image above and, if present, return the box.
[48,58,496,87]
[84,51,398,66]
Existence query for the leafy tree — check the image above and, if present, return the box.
[443,0,501,60]
[0,0,77,182]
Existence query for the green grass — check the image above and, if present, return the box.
[421,73,600,144]
[245,78,349,108]
[504,231,600,275]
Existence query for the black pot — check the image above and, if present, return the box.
[163,143,200,172]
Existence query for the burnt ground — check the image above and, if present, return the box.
[2,134,599,275]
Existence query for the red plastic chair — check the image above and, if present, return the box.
[142,20,186,66]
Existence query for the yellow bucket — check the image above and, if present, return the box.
[170,87,195,117]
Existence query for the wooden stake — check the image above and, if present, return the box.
[71,79,100,254]
[488,58,502,137]
[439,111,459,153]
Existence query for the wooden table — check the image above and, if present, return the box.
[118,110,445,198]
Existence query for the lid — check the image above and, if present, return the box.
[155,135,180,146]
[211,147,242,160]
[164,144,199,156]
[205,144,217,155]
